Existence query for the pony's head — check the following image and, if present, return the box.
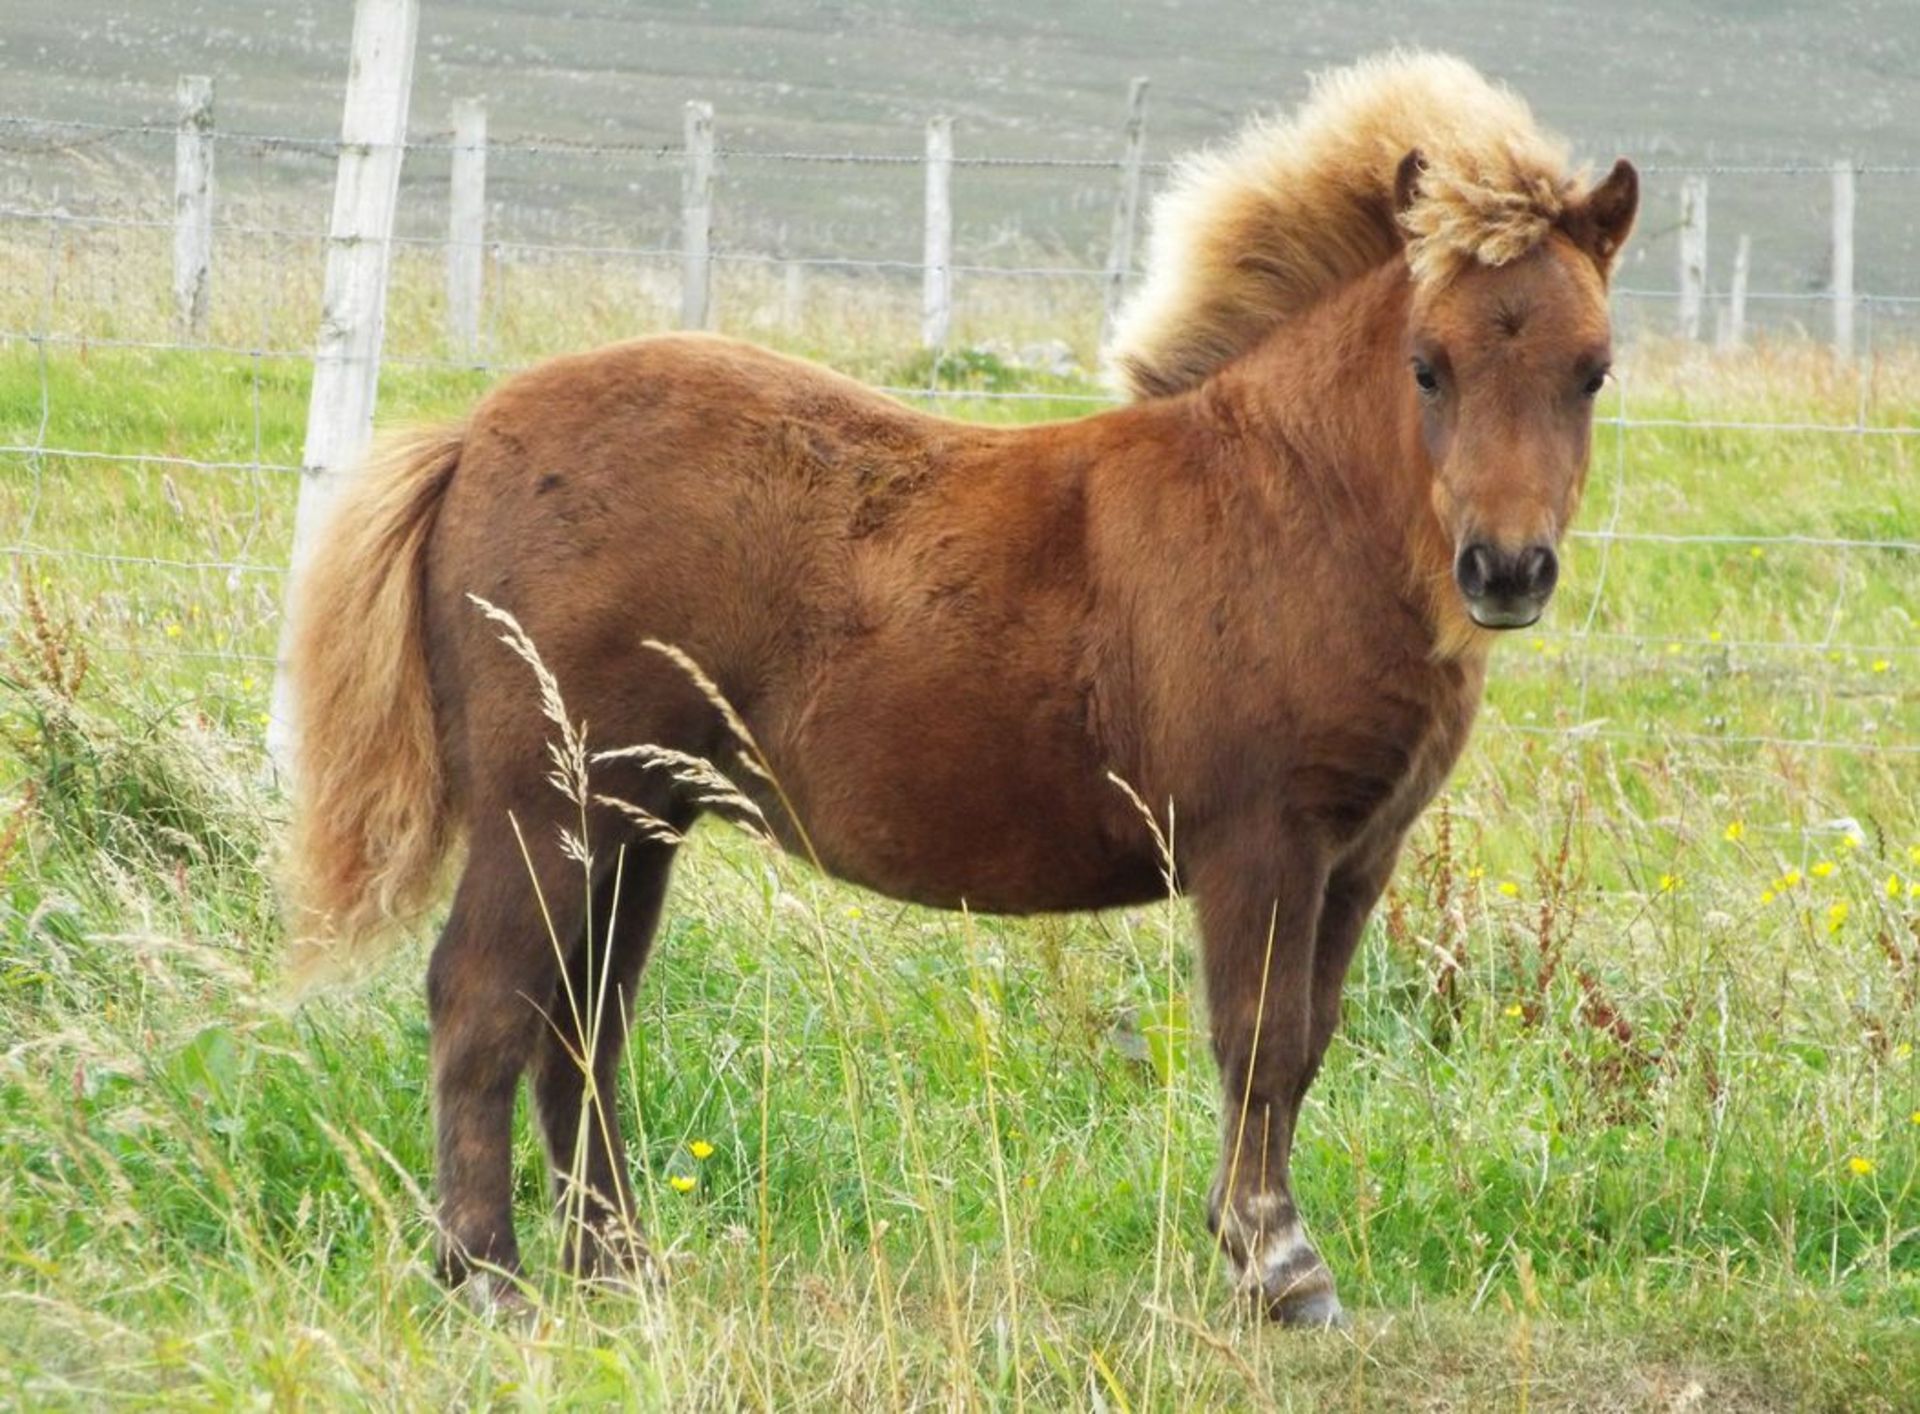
[1397,151,1638,628]
[1105,51,1640,638]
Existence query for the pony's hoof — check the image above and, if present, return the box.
[1268,1284,1347,1330]
[572,1220,661,1292]
[581,1250,665,1297]
[459,1271,537,1323]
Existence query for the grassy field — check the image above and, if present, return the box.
[2,256,1919,1409]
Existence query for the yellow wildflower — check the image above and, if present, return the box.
[1707,629,1723,643]
[690,1140,715,1161]
[1898,1043,1915,1060]
[1888,874,1903,899]
[1748,546,1764,559]
[844,905,863,920]
[1466,865,1486,881]
[1911,1110,1920,1126]
[1827,901,1849,933]
[1665,641,1682,655]
[1909,844,1920,867]
[1760,890,1775,905]
[1811,860,1835,878]
[164,623,183,639]
[1497,881,1519,898]
[1723,821,1745,842]
[1871,659,1891,673]
[1658,874,1679,893]
[1842,834,1863,852]
[669,1174,696,1194]
[1847,1156,1874,1177]
[240,675,256,691]
[1783,869,1803,888]
[1530,637,1546,652]
[1504,1003,1524,1019]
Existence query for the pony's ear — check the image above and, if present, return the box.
[1575,158,1638,275]
[1393,149,1428,221]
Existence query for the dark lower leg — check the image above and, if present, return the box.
[1207,1004,1340,1325]
[531,847,674,1275]
[1293,864,1390,1117]
[428,839,580,1288]
[1214,858,1395,1323]
[1194,832,1341,1326]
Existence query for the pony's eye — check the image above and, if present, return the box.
[1581,369,1609,398]
[1412,361,1440,395]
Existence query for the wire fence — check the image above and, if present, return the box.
[2,104,1916,827]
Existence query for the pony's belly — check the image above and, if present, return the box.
[773,690,1161,915]
[803,800,1166,916]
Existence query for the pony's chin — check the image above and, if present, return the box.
[1465,600,1545,630]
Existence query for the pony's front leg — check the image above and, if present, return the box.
[1191,823,1345,1328]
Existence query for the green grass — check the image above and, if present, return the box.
[2,315,1919,1409]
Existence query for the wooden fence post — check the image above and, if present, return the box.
[1831,159,1855,359]
[172,75,214,335]
[1677,175,1707,341]
[1719,232,1750,351]
[267,0,420,775]
[446,98,486,356]
[783,259,805,329]
[680,101,713,330]
[921,115,953,350]
[1100,77,1149,346]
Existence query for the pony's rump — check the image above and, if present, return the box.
[282,423,464,987]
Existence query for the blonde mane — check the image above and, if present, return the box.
[1104,51,1581,399]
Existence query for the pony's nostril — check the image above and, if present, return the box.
[1522,545,1559,597]
[1455,543,1495,598]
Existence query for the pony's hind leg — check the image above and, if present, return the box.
[426,815,585,1296]
[531,835,680,1277]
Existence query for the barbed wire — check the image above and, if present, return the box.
[3,320,1917,449]
[1568,528,1920,554]
[1490,723,1920,757]
[9,530,1911,669]
[9,206,1920,318]
[1617,285,1920,309]
[1,542,287,576]
[8,113,1920,176]
[0,442,303,475]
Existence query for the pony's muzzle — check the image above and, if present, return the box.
[1455,541,1557,628]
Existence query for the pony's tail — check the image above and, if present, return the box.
[282,424,463,989]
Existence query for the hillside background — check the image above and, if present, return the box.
[3,1,1917,334]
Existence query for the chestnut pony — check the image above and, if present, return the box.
[286,52,1636,1325]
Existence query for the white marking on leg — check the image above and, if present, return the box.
[1222,1198,1333,1305]
[1240,1192,1288,1226]
[1250,1219,1318,1291]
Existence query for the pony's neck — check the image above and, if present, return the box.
[1215,258,1489,661]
